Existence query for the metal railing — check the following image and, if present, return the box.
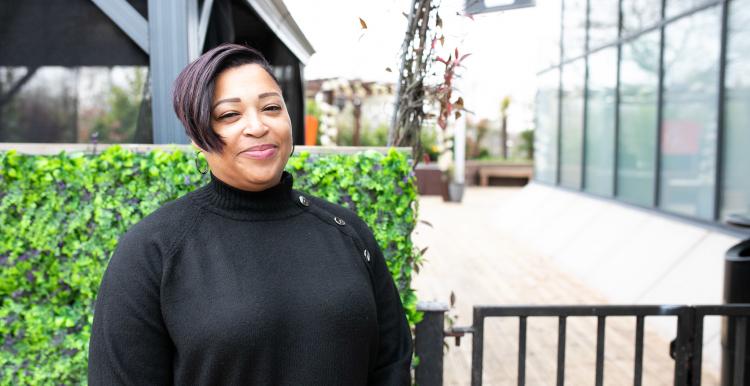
[414,303,750,386]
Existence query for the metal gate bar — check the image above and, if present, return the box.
[469,305,689,386]
[415,303,750,386]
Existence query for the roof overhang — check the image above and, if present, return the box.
[246,0,315,64]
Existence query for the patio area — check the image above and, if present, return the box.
[411,186,721,386]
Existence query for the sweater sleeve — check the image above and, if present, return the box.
[353,220,413,386]
[88,225,174,385]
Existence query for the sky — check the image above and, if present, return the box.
[283,0,555,133]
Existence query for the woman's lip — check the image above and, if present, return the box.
[242,144,276,152]
[239,146,278,160]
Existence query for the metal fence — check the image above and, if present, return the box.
[414,303,750,386]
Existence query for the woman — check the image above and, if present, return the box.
[88,43,413,385]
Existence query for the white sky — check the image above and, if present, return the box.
[283,0,555,133]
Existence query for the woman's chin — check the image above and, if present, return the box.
[238,169,283,190]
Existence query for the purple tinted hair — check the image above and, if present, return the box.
[172,43,279,153]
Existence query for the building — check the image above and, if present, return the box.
[509,0,750,369]
[533,0,749,227]
[0,0,314,146]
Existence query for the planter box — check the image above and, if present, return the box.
[414,164,444,196]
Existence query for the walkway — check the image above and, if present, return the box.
[411,187,720,386]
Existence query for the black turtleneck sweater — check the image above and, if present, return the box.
[88,172,412,385]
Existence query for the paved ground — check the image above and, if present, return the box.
[411,187,720,386]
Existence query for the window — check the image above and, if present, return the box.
[721,0,750,220]
[659,6,721,219]
[0,66,152,143]
[584,47,617,196]
[562,0,588,60]
[536,0,563,70]
[666,0,717,20]
[535,69,560,184]
[621,0,662,36]
[588,0,619,50]
[617,31,660,206]
[560,59,585,189]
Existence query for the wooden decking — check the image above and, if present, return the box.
[411,187,720,385]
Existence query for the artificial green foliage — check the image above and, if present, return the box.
[0,145,421,385]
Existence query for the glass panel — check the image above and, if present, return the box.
[660,6,721,219]
[588,0,619,49]
[617,31,660,206]
[560,59,585,189]
[666,0,716,20]
[622,0,662,35]
[0,66,152,143]
[534,69,560,184]
[722,0,750,220]
[563,0,587,60]
[584,47,617,196]
[536,0,562,69]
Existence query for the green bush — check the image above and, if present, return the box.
[0,145,421,385]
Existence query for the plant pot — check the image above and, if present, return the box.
[448,182,464,203]
[439,176,451,201]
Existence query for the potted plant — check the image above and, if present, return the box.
[433,48,469,202]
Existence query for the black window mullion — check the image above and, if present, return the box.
[613,0,624,197]
[556,0,565,186]
[654,0,667,208]
[581,0,591,191]
[714,0,730,221]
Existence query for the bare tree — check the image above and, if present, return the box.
[388,0,440,163]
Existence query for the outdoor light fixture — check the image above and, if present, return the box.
[464,0,535,15]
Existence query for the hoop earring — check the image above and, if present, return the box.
[290,143,295,157]
[194,152,208,175]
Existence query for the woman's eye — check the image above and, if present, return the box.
[263,105,281,112]
[218,112,239,120]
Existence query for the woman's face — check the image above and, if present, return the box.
[198,63,292,191]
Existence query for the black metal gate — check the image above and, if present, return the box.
[414,304,750,386]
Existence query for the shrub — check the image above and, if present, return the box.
[0,145,421,385]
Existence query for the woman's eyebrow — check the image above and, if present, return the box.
[212,97,241,110]
[258,92,281,99]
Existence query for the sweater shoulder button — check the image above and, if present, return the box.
[363,249,371,263]
[333,216,346,226]
[298,195,310,207]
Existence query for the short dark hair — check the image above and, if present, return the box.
[172,43,279,153]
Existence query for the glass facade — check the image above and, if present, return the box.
[722,0,750,220]
[534,70,560,184]
[588,0,619,50]
[536,0,747,226]
[584,47,617,196]
[562,0,588,60]
[617,31,659,206]
[621,0,662,35]
[536,0,563,71]
[559,59,585,189]
[659,5,721,219]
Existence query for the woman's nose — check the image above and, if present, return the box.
[241,114,268,137]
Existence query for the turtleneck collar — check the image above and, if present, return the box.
[190,171,303,221]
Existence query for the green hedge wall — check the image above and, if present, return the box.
[0,145,421,385]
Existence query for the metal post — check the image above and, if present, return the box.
[454,112,466,186]
[673,307,696,386]
[722,236,750,386]
[471,307,485,386]
[415,301,449,386]
[148,0,199,144]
